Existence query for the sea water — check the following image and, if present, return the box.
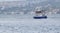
[0,14,60,33]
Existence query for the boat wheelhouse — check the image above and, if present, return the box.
[33,10,47,19]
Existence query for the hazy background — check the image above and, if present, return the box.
[0,0,60,15]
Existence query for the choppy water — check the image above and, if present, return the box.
[0,14,60,33]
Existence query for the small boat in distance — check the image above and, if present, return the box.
[33,10,47,19]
